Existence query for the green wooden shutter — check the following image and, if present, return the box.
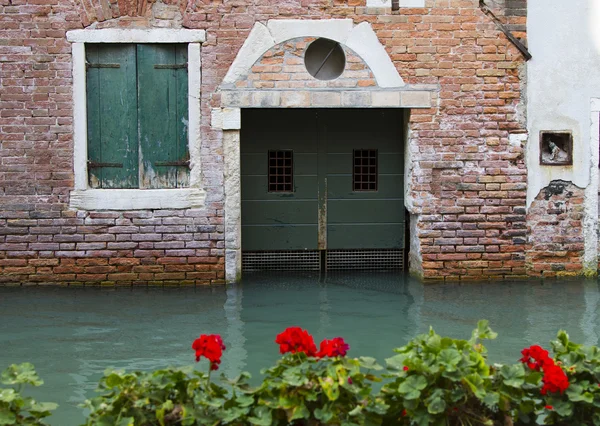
[137,44,190,189]
[86,44,139,188]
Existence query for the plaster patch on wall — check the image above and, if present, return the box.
[586,100,600,275]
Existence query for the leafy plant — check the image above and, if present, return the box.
[82,367,255,426]
[0,363,57,425]
[379,320,505,426]
[254,352,387,425]
[508,330,600,425]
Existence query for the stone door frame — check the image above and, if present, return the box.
[215,19,437,282]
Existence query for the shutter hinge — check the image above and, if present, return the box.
[154,160,190,167]
[86,62,121,69]
[154,63,188,70]
[88,161,123,168]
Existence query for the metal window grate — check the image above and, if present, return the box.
[268,150,293,192]
[326,249,404,271]
[243,251,321,271]
[353,149,378,191]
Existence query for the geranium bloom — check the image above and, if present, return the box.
[520,345,551,371]
[520,345,569,395]
[317,337,349,358]
[541,363,569,395]
[192,334,226,370]
[275,327,317,356]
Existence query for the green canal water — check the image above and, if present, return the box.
[1,273,599,425]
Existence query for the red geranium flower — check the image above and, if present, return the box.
[275,327,317,356]
[520,345,569,395]
[192,334,226,370]
[520,345,551,371]
[317,337,349,358]
[541,363,569,395]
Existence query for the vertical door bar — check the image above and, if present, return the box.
[317,110,328,251]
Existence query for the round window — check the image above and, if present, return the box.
[304,38,346,81]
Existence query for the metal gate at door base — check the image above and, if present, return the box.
[242,250,405,272]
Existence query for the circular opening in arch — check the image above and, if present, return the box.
[304,38,346,81]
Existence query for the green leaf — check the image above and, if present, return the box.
[552,399,573,417]
[427,396,446,415]
[289,402,309,421]
[29,401,58,414]
[398,375,427,400]
[438,349,461,371]
[314,406,334,423]
[358,357,383,371]
[319,377,340,401]
[0,389,16,403]
[500,364,525,388]
[385,354,408,371]
[116,417,135,426]
[469,320,498,345]
[482,392,499,409]
[0,411,17,426]
[1,363,43,387]
[248,406,272,426]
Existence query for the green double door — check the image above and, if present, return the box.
[241,109,405,252]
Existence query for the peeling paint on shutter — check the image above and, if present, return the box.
[86,44,139,189]
[137,44,189,189]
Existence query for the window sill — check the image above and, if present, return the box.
[69,188,206,211]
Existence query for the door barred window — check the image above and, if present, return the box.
[353,149,378,191]
[268,150,293,192]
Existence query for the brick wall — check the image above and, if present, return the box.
[0,0,530,283]
[238,37,376,90]
[526,181,585,278]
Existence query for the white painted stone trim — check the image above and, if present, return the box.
[345,22,404,88]
[68,32,204,210]
[219,89,434,109]
[66,28,206,43]
[222,19,405,88]
[70,189,206,210]
[267,19,354,45]
[72,42,88,191]
[188,43,202,187]
[223,131,242,283]
[584,99,600,274]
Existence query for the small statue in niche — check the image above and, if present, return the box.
[540,132,572,166]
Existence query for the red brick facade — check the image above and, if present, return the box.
[0,0,535,284]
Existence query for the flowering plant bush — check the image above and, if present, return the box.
[379,320,506,425]
[254,327,386,425]
[7,322,600,425]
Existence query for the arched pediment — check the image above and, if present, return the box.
[222,19,405,89]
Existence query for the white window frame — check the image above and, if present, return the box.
[66,29,206,210]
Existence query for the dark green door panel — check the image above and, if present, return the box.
[242,200,318,225]
[241,110,318,250]
[328,224,405,249]
[241,176,319,201]
[137,44,189,188]
[242,226,318,251]
[322,109,405,250]
[327,200,405,224]
[86,44,138,188]
[241,109,405,252]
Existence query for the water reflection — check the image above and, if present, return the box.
[0,276,599,425]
